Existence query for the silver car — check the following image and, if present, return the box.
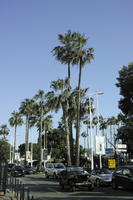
[45,162,66,179]
[90,168,112,187]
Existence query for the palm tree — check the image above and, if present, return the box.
[0,124,9,139]
[72,32,94,166]
[42,115,53,149]
[19,98,36,164]
[107,117,117,148]
[99,116,107,136]
[52,30,78,82]
[9,111,23,162]
[46,78,72,166]
[33,89,49,169]
[53,31,94,166]
[81,131,88,156]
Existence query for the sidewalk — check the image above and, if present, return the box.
[0,189,16,200]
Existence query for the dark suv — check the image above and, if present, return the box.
[58,166,94,192]
[112,165,133,190]
[11,166,25,177]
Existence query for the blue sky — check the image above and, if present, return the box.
[0,0,133,146]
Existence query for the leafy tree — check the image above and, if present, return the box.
[116,62,133,158]
[116,62,133,116]
[0,138,10,161]
[18,143,40,161]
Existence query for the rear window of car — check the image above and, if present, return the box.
[100,169,112,174]
[54,163,65,168]
[46,163,53,168]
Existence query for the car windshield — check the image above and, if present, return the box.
[16,166,24,170]
[99,169,112,174]
[54,164,65,168]
[67,167,84,172]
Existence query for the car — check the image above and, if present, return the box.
[112,165,133,190]
[8,163,16,173]
[24,166,36,174]
[58,166,94,192]
[11,166,25,177]
[45,162,66,179]
[90,168,112,187]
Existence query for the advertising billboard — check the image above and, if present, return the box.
[95,136,105,155]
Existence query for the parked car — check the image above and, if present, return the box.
[45,162,66,179]
[112,165,133,190]
[8,163,16,173]
[90,168,112,187]
[24,166,36,174]
[11,166,25,177]
[58,166,94,192]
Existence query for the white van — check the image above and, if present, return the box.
[45,162,66,179]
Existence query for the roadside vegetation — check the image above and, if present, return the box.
[0,30,133,167]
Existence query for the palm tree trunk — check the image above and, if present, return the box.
[63,104,71,166]
[39,109,43,170]
[13,125,17,162]
[68,119,74,164]
[68,62,71,81]
[76,60,82,166]
[25,115,29,164]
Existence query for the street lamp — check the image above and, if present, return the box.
[88,91,104,170]
[88,96,94,170]
[95,91,104,169]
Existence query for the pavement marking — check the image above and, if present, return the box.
[47,187,60,193]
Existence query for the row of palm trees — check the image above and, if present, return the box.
[0,30,123,167]
[82,113,124,152]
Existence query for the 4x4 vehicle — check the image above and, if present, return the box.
[45,162,66,179]
[90,168,112,187]
[112,165,133,190]
[11,166,25,177]
[58,166,94,192]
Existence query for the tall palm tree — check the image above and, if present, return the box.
[9,111,23,162]
[107,116,117,148]
[19,98,36,164]
[42,115,53,149]
[81,131,88,156]
[0,124,9,139]
[52,30,77,82]
[53,31,77,164]
[46,78,72,166]
[72,32,94,166]
[33,90,48,169]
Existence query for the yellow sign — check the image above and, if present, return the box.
[108,159,116,168]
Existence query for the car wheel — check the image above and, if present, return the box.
[45,172,49,179]
[59,181,64,189]
[53,173,57,179]
[71,185,76,192]
[88,184,94,191]
[112,180,118,190]
[96,179,100,187]
[69,181,76,192]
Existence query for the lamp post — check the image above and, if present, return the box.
[88,91,104,170]
[89,96,94,170]
[95,91,104,169]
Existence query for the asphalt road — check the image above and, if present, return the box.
[18,173,133,200]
